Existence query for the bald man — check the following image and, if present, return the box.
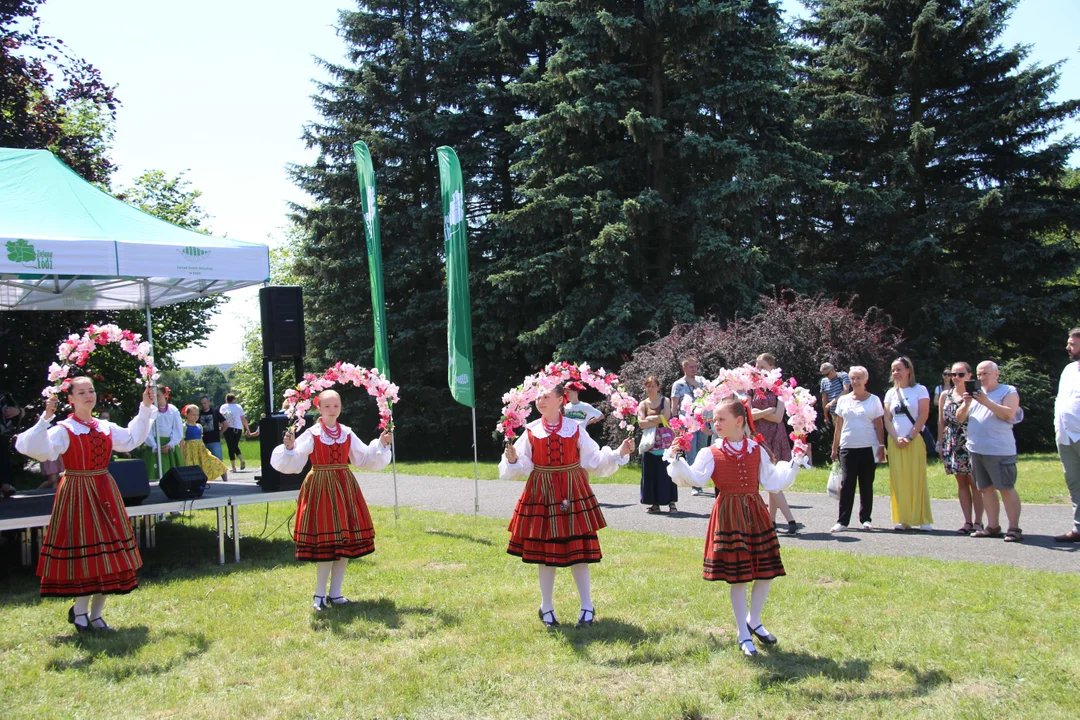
[956,361,1023,542]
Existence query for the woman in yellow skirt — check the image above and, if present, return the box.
[883,357,934,530]
[181,405,230,481]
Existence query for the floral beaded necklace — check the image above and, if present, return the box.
[541,416,563,436]
[70,414,99,431]
[319,419,343,441]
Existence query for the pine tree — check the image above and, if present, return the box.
[797,0,1080,368]
[489,0,819,368]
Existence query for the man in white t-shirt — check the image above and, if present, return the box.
[1054,328,1080,543]
[564,382,604,428]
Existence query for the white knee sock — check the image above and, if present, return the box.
[747,579,773,633]
[538,565,556,613]
[90,594,107,620]
[570,564,593,612]
[72,595,91,626]
[729,583,750,642]
[328,559,349,602]
[315,561,333,598]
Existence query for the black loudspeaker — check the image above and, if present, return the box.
[257,413,313,492]
[259,286,306,360]
[160,466,208,500]
[108,459,151,506]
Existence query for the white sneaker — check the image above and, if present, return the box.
[894,523,910,531]
[862,521,872,531]
[830,523,846,533]
[919,524,933,531]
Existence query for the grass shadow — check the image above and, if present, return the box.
[553,617,724,667]
[46,627,211,681]
[424,529,495,546]
[309,597,460,639]
[752,646,872,688]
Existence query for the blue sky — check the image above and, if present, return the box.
[35,0,1080,366]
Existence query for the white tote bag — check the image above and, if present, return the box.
[827,462,842,501]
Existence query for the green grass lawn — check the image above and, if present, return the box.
[1,504,1076,718]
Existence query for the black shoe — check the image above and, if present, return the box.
[67,605,76,625]
[576,608,595,628]
[786,521,799,535]
[89,616,116,632]
[748,623,777,644]
[538,608,559,627]
[739,638,758,657]
[71,612,91,633]
[312,595,327,612]
[327,596,350,606]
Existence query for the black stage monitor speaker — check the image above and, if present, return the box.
[160,466,208,500]
[257,413,313,492]
[260,286,306,360]
[108,459,151,506]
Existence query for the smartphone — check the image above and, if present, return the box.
[964,379,981,395]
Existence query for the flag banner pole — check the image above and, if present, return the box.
[391,427,400,524]
[437,146,478,509]
[472,407,479,515]
[353,141,391,379]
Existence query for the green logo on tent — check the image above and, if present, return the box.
[6,239,35,263]
[61,284,96,307]
[5,239,52,269]
[179,246,211,258]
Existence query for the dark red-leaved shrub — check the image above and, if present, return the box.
[603,291,904,446]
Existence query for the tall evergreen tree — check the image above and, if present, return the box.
[489,0,819,368]
[291,0,517,454]
[797,0,1080,370]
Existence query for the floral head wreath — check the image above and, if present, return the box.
[43,323,158,398]
[668,363,817,456]
[281,362,399,434]
[497,361,639,440]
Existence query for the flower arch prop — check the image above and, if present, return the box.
[670,364,817,456]
[43,323,158,397]
[497,361,639,440]
[281,362,399,433]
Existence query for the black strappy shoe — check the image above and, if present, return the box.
[327,596,350,606]
[739,638,758,657]
[89,616,116,632]
[747,623,777,645]
[312,595,327,612]
[576,608,595,628]
[71,612,91,633]
[538,608,559,627]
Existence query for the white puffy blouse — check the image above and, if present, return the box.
[15,404,155,461]
[498,418,629,481]
[269,422,392,474]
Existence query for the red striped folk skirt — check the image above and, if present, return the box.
[37,469,142,597]
[507,463,607,566]
[703,490,785,584]
[294,464,375,562]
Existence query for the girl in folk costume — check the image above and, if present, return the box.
[180,404,229,481]
[15,377,154,632]
[142,386,184,478]
[667,396,804,657]
[270,390,392,611]
[500,383,635,628]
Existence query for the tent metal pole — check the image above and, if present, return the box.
[145,298,163,481]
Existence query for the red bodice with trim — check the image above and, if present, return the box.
[311,434,351,467]
[62,426,114,472]
[709,445,761,494]
[527,425,581,467]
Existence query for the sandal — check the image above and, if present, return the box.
[576,608,595,628]
[957,522,974,534]
[971,525,1002,538]
[538,608,559,628]
[1003,528,1023,543]
[327,596,350,606]
[646,505,661,514]
[739,638,758,657]
[312,594,327,612]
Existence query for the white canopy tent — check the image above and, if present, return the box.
[1,148,272,476]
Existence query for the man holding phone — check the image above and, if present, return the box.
[956,361,1022,542]
[1053,328,1080,543]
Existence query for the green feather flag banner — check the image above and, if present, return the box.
[353,141,391,379]
[438,146,474,408]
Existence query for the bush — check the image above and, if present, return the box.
[604,291,904,448]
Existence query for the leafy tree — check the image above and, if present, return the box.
[998,356,1055,453]
[489,0,820,369]
[116,170,211,230]
[197,365,231,406]
[795,0,1080,374]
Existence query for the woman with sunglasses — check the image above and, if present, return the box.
[939,362,984,534]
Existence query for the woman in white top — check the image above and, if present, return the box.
[829,366,885,532]
[883,357,933,530]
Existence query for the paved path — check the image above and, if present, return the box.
[351,472,1078,574]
